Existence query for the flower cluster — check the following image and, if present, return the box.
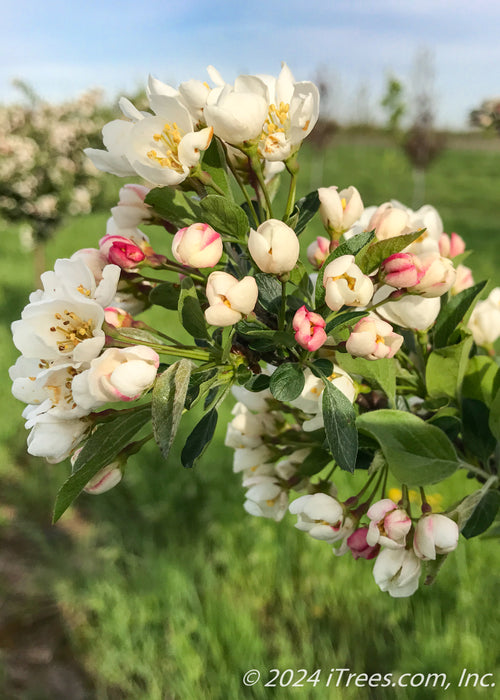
[10,62,500,599]
[0,86,112,246]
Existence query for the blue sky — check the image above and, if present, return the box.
[2,0,500,128]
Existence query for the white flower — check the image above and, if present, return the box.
[84,119,137,177]
[289,493,353,544]
[205,75,269,145]
[368,202,410,241]
[231,384,272,413]
[318,186,364,236]
[413,514,459,560]
[373,285,441,330]
[372,548,421,598]
[248,219,300,274]
[346,316,403,360]
[205,271,258,326]
[36,258,120,308]
[225,403,268,449]
[24,410,91,464]
[410,253,456,298]
[10,356,89,419]
[259,63,320,161]
[12,297,106,363]
[125,103,213,186]
[110,184,152,229]
[322,255,374,311]
[72,346,160,410]
[290,367,355,432]
[242,475,289,521]
[232,445,274,474]
[468,288,500,345]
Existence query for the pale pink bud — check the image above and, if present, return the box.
[172,223,223,268]
[380,252,425,288]
[347,527,380,560]
[366,498,411,549]
[411,253,456,298]
[205,271,258,326]
[451,265,474,295]
[369,203,409,241]
[72,346,160,409]
[104,306,135,328]
[248,219,299,274]
[99,234,146,269]
[292,305,327,352]
[71,449,123,495]
[346,316,403,360]
[111,184,152,228]
[413,513,459,560]
[307,236,330,268]
[439,232,466,258]
[322,254,374,311]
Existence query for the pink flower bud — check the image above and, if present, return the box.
[413,513,459,560]
[172,223,223,268]
[347,527,380,560]
[346,316,403,360]
[307,236,330,268]
[292,305,327,352]
[99,234,146,269]
[71,449,123,495]
[104,306,135,328]
[439,232,466,258]
[366,498,411,549]
[380,252,425,288]
[411,253,456,298]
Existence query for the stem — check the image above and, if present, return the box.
[155,264,206,283]
[459,461,497,482]
[279,279,287,331]
[250,155,274,219]
[283,158,299,221]
[111,333,212,361]
[224,152,260,227]
[222,328,236,363]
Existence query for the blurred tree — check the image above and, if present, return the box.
[380,75,405,136]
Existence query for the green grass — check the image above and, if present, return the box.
[2,141,500,699]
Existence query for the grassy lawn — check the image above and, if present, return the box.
[1,140,500,699]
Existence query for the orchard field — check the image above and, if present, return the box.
[1,139,499,699]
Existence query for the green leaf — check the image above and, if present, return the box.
[462,355,500,406]
[199,195,249,240]
[245,374,270,392]
[269,363,305,401]
[322,378,358,473]
[152,359,192,460]
[145,187,202,227]
[336,354,396,407]
[116,327,161,346]
[178,277,209,339]
[149,282,181,310]
[289,261,314,299]
[488,384,500,440]
[310,358,334,378]
[356,230,423,274]
[425,336,473,400]
[298,447,332,476]
[461,490,500,539]
[201,138,233,199]
[315,230,375,308]
[356,410,459,486]
[292,190,320,235]
[433,281,487,348]
[461,398,496,462]
[325,310,367,335]
[53,405,151,522]
[181,409,218,468]
[255,273,282,314]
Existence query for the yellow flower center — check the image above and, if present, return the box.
[49,310,94,352]
[147,122,185,172]
[330,272,357,291]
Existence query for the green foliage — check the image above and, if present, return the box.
[199,195,249,240]
[321,377,358,473]
[433,281,487,348]
[425,336,473,400]
[53,404,151,522]
[178,277,209,339]
[356,230,422,274]
[181,409,218,469]
[269,363,305,401]
[152,359,192,460]
[357,410,459,486]
[336,354,397,406]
